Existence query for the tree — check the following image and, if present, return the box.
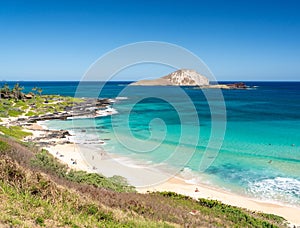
[3,83,10,95]
[1,83,10,97]
[32,87,37,94]
[31,86,38,100]
[37,88,43,96]
[13,83,24,101]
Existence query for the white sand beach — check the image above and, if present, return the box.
[22,121,300,227]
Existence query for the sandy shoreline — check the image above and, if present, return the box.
[18,120,300,226]
[139,177,300,226]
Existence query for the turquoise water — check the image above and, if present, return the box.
[14,81,299,206]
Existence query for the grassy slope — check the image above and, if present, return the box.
[0,136,288,228]
[0,138,172,228]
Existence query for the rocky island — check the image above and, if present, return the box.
[130,69,249,89]
[130,69,209,86]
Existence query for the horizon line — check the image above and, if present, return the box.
[2,80,300,82]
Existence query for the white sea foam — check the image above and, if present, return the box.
[248,177,300,206]
[179,167,206,185]
[37,120,49,130]
[115,96,128,100]
[67,108,118,120]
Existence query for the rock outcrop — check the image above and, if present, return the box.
[130,69,209,86]
[200,82,248,89]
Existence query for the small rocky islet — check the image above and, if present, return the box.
[130,68,251,89]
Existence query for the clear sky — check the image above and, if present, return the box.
[1,0,300,81]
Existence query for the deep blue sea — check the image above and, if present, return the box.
[4,81,300,206]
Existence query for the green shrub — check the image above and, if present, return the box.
[35,217,45,226]
[66,171,135,193]
[8,109,23,117]
[0,140,10,153]
[156,191,285,227]
[30,149,135,193]
[198,198,221,208]
[25,111,37,116]
[30,149,67,178]
[96,210,114,221]
[86,204,98,215]
[158,191,192,200]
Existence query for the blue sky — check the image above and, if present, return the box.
[0,0,300,81]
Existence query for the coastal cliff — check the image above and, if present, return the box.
[130,69,209,86]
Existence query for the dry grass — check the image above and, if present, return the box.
[0,140,172,227]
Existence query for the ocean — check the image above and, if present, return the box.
[5,81,300,206]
